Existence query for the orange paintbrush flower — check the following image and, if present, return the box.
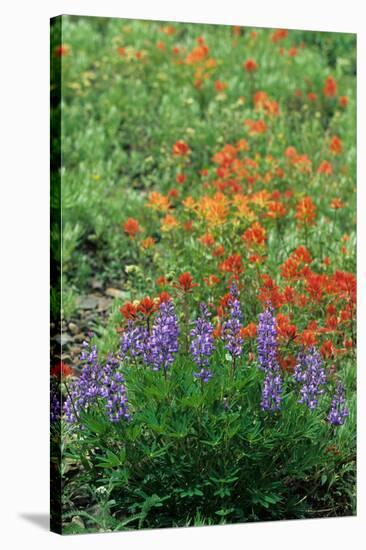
[219,254,243,275]
[240,322,257,339]
[329,136,343,155]
[323,76,337,97]
[242,222,267,247]
[51,361,74,379]
[203,274,220,286]
[147,191,171,212]
[198,233,215,247]
[271,29,288,43]
[141,236,156,249]
[317,160,333,175]
[161,214,179,232]
[214,80,227,92]
[339,95,348,108]
[174,272,198,293]
[244,119,267,135]
[120,302,138,320]
[123,217,140,237]
[244,59,258,72]
[172,140,190,156]
[54,44,71,57]
[295,196,316,225]
[267,200,287,219]
[330,198,345,210]
[300,329,317,347]
[138,297,157,317]
[176,172,186,184]
[156,275,169,287]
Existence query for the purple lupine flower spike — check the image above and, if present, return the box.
[257,305,279,372]
[261,372,282,412]
[143,300,179,374]
[222,282,244,361]
[191,303,215,382]
[64,344,130,424]
[294,346,326,410]
[120,320,148,359]
[50,386,61,423]
[327,383,349,426]
[257,305,283,412]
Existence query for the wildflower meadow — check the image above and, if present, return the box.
[50,15,356,534]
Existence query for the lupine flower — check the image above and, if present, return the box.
[327,383,349,426]
[257,306,279,372]
[64,343,130,424]
[257,306,283,411]
[222,283,244,360]
[261,372,282,412]
[102,358,130,422]
[190,303,215,381]
[120,320,148,359]
[294,347,326,410]
[193,369,213,383]
[143,300,179,374]
[50,383,61,423]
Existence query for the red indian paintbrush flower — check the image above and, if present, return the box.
[219,254,243,275]
[138,297,158,317]
[331,198,345,210]
[54,44,70,57]
[339,95,348,108]
[158,291,172,304]
[123,218,140,237]
[119,302,138,320]
[295,196,316,225]
[51,361,74,379]
[176,173,186,184]
[329,136,343,155]
[271,29,288,43]
[172,140,190,156]
[174,272,198,293]
[244,59,258,72]
[317,160,333,175]
[323,76,337,97]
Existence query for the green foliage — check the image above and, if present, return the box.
[60,348,356,530]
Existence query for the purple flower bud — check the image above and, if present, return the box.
[120,320,148,359]
[64,344,130,424]
[257,306,279,373]
[190,303,215,381]
[222,283,244,359]
[294,347,326,410]
[257,306,283,412]
[50,384,61,423]
[143,300,179,374]
[327,383,349,426]
[261,372,282,412]
[193,368,213,383]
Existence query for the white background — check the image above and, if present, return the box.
[0,0,365,548]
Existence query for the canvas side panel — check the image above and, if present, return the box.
[50,14,62,535]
